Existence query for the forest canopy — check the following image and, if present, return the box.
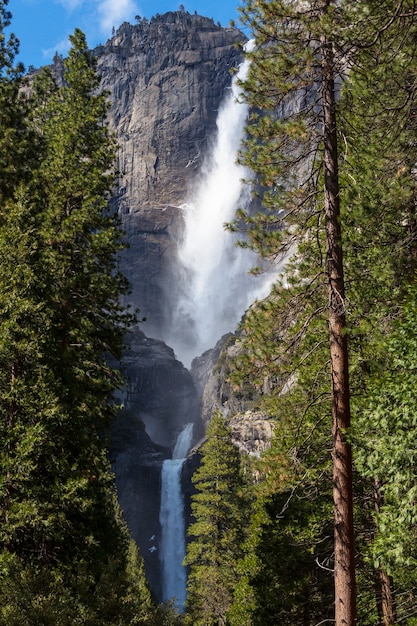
[2,0,417,625]
[0,3,166,623]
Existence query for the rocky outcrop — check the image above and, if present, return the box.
[191,330,275,457]
[190,333,234,398]
[94,12,245,336]
[229,411,275,457]
[120,326,201,449]
[192,333,251,424]
[110,326,202,597]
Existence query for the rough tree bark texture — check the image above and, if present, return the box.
[321,8,357,623]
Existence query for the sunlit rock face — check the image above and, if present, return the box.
[94,12,245,337]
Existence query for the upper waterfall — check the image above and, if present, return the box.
[166,41,274,367]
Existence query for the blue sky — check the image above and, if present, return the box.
[7,0,246,70]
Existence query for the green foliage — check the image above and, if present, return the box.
[354,285,417,572]
[0,535,158,625]
[230,0,341,264]
[247,492,334,625]
[339,21,417,359]
[228,289,338,623]
[338,20,417,621]
[184,411,249,625]
[0,0,34,202]
[223,0,417,623]
[0,20,159,623]
[352,337,417,621]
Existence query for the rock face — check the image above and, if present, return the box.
[94,12,245,338]
[110,327,202,597]
[192,334,275,458]
[229,411,275,457]
[80,12,268,601]
[121,327,201,449]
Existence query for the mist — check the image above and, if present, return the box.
[167,42,274,367]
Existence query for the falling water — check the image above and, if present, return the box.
[158,42,278,612]
[159,423,194,611]
[167,40,275,367]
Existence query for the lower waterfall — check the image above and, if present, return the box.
[159,423,194,611]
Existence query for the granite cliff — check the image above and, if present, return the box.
[94,12,245,337]
[83,12,252,599]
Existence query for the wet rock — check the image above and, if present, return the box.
[110,326,202,598]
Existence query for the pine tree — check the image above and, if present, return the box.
[184,411,248,626]
[228,291,343,624]
[0,27,158,624]
[0,0,30,203]
[232,1,357,620]
[230,1,417,623]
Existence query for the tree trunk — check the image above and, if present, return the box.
[377,570,396,626]
[321,8,357,624]
[373,479,396,625]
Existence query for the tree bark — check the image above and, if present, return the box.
[321,8,357,624]
[377,569,396,626]
[373,479,396,625]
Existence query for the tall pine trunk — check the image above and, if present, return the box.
[321,11,356,624]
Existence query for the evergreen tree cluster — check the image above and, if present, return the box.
[0,3,172,623]
[184,1,417,625]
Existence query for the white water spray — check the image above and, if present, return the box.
[168,41,274,367]
[159,423,194,611]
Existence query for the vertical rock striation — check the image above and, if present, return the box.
[94,12,245,338]
[89,13,245,599]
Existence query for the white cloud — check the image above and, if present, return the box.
[42,37,71,61]
[57,0,85,10]
[97,0,140,33]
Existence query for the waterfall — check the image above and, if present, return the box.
[159,423,194,611]
[167,40,275,368]
[158,42,279,612]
